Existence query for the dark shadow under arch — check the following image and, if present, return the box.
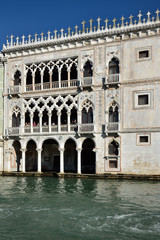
[26,140,37,171]
[64,139,77,173]
[42,139,59,172]
[13,140,22,172]
[81,138,95,174]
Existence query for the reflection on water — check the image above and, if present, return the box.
[0,177,160,240]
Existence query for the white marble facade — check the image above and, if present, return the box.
[1,10,160,175]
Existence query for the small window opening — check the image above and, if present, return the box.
[138,95,148,105]
[139,136,149,143]
[139,50,149,59]
[109,160,118,168]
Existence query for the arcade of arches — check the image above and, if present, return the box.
[12,138,96,174]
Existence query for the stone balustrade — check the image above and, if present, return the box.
[107,122,119,132]
[79,123,94,133]
[25,79,78,92]
[9,85,21,94]
[107,74,119,83]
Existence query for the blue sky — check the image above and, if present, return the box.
[0,0,159,49]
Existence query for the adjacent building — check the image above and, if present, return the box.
[1,10,160,175]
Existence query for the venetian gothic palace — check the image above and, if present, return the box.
[0,9,160,175]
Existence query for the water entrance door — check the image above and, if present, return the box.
[53,155,60,172]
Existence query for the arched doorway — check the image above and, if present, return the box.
[12,141,22,172]
[26,140,37,171]
[64,139,77,173]
[42,139,59,172]
[81,138,95,174]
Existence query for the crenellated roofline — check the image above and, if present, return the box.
[2,10,160,55]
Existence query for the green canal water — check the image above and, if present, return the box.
[0,177,160,240]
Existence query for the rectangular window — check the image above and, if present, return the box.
[137,133,151,145]
[139,136,148,143]
[109,160,118,168]
[138,94,148,105]
[139,50,149,59]
[136,47,151,61]
[133,90,153,109]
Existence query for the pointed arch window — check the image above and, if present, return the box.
[61,65,68,81]
[83,61,93,77]
[52,66,59,82]
[108,140,119,156]
[43,67,50,83]
[109,102,119,123]
[14,70,21,85]
[70,63,77,80]
[12,106,21,127]
[26,69,32,85]
[82,100,93,124]
[35,68,41,84]
[109,58,119,74]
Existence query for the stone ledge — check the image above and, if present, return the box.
[1,171,160,180]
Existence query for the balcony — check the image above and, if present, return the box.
[8,127,20,136]
[80,77,93,89]
[107,74,120,84]
[25,80,78,92]
[9,85,21,95]
[107,122,119,132]
[79,123,94,134]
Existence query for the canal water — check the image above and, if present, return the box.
[0,177,160,240]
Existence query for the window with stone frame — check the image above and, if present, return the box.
[83,61,93,77]
[109,58,119,74]
[138,94,148,105]
[139,50,149,59]
[12,106,21,127]
[82,100,93,124]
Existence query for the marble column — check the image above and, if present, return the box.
[21,148,26,172]
[21,114,25,134]
[39,113,42,133]
[48,112,52,132]
[37,148,42,172]
[59,148,64,173]
[32,74,35,91]
[30,113,33,133]
[67,112,71,132]
[68,69,70,87]
[41,71,43,90]
[93,148,98,174]
[76,148,82,174]
[58,112,61,132]
[58,70,61,88]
